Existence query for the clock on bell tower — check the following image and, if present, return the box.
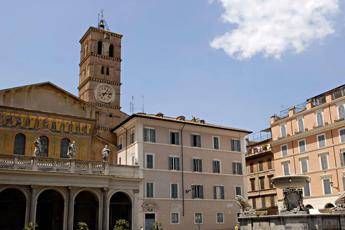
[78,16,125,140]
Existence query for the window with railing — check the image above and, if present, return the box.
[311,96,326,107]
[282,161,290,175]
[316,111,324,127]
[280,124,287,138]
[332,86,345,100]
[250,178,255,191]
[297,117,304,133]
[300,158,308,174]
[232,162,243,175]
[338,104,345,120]
[192,185,204,199]
[259,177,265,190]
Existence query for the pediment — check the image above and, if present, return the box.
[0,82,95,119]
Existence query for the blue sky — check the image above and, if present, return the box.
[0,0,344,132]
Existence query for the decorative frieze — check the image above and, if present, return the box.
[0,111,93,135]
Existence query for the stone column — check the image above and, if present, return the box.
[99,189,104,230]
[132,189,140,230]
[25,186,31,226]
[67,187,75,230]
[29,186,39,224]
[102,188,109,230]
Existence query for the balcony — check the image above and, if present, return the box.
[0,154,142,179]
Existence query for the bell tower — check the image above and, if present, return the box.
[78,14,125,140]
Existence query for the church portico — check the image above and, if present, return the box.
[0,155,141,230]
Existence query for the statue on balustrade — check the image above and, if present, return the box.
[102,144,110,161]
[67,141,77,159]
[33,137,42,156]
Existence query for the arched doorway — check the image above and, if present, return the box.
[74,191,98,230]
[0,188,26,230]
[305,204,314,210]
[325,203,335,209]
[36,189,64,230]
[109,192,132,230]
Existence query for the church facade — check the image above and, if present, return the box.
[0,20,249,230]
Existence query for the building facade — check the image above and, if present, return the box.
[113,113,251,230]
[246,131,278,215]
[270,85,345,211]
[0,17,252,230]
[0,20,143,230]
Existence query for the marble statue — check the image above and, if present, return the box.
[332,192,345,213]
[235,195,256,216]
[102,144,110,161]
[33,137,42,156]
[67,141,77,159]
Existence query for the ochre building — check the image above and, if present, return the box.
[270,85,345,211]
[246,130,278,215]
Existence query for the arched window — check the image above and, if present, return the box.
[14,133,26,155]
[97,41,103,55]
[60,138,70,158]
[40,136,49,157]
[109,44,114,57]
[106,67,109,75]
[339,104,345,120]
[101,66,104,74]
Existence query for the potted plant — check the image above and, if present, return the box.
[76,222,89,230]
[113,219,129,230]
[24,222,38,230]
[152,221,163,230]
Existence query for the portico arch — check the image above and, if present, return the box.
[74,190,99,230]
[36,189,64,230]
[0,188,26,230]
[109,191,132,230]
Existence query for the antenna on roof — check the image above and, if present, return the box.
[130,96,135,114]
[142,95,145,113]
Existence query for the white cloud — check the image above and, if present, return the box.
[211,0,339,59]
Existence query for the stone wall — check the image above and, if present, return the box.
[239,214,345,230]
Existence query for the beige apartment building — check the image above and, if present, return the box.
[270,85,345,211]
[113,113,251,230]
[246,131,278,215]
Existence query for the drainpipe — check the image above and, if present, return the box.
[289,120,297,175]
[329,104,340,191]
[180,123,186,216]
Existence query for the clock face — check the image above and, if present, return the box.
[95,83,115,103]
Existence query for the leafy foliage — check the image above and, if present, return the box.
[24,222,37,230]
[152,221,163,230]
[113,219,130,230]
[76,222,89,230]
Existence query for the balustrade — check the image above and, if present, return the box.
[0,154,141,178]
